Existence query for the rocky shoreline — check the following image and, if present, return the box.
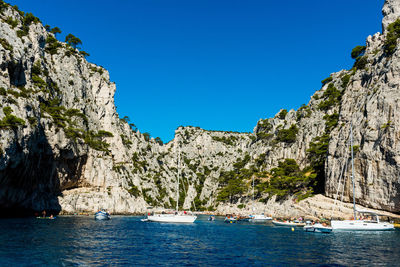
[59,194,400,223]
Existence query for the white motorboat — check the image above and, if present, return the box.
[144,146,197,223]
[147,213,197,223]
[94,210,111,220]
[330,125,394,231]
[304,221,332,233]
[249,214,272,222]
[272,220,305,227]
[249,177,272,223]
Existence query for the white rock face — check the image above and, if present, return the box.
[0,4,148,214]
[0,0,400,218]
[382,0,400,33]
[325,33,400,212]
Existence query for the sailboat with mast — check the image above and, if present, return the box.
[249,175,272,222]
[145,145,197,223]
[330,124,394,231]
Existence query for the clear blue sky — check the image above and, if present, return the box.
[10,0,383,142]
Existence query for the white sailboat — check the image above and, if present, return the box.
[249,176,272,222]
[146,146,197,223]
[330,125,394,231]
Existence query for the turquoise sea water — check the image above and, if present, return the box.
[0,215,399,266]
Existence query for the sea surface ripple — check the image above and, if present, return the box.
[0,215,399,266]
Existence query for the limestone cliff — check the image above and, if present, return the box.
[0,2,148,214]
[0,0,399,217]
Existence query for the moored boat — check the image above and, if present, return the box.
[272,220,305,227]
[94,210,111,220]
[304,221,332,233]
[330,125,394,231]
[224,215,237,223]
[249,214,272,222]
[248,177,272,223]
[147,212,196,223]
[143,146,197,223]
[237,215,251,222]
[331,210,394,231]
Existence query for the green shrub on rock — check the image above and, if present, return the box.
[0,107,25,130]
[351,45,366,59]
[278,109,288,119]
[353,56,368,70]
[0,87,7,96]
[50,27,61,36]
[5,17,18,28]
[45,35,62,55]
[65,33,82,49]
[323,113,339,132]
[0,38,13,51]
[276,124,298,143]
[212,135,238,146]
[260,159,316,201]
[341,74,351,88]
[296,104,311,121]
[384,18,400,55]
[318,83,343,111]
[143,132,150,141]
[23,12,40,25]
[0,1,8,13]
[321,76,333,86]
[127,181,141,197]
[256,132,273,140]
[27,116,37,126]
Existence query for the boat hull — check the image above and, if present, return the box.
[224,218,237,223]
[304,225,332,233]
[94,212,111,220]
[272,221,305,227]
[331,220,394,231]
[147,214,197,223]
[249,214,272,222]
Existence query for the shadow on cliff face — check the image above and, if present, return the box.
[7,59,26,87]
[0,125,87,217]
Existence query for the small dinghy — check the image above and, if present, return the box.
[95,210,111,220]
[304,221,332,233]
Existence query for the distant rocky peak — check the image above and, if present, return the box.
[382,0,400,33]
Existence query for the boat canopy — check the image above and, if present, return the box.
[356,209,386,216]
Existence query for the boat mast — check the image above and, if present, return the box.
[176,146,180,211]
[252,176,255,212]
[350,123,356,220]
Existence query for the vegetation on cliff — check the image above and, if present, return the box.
[258,159,316,202]
[216,154,317,204]
[384,18,400,55]
[0,107,25,129]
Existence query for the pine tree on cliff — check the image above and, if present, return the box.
[65,33,82,49]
